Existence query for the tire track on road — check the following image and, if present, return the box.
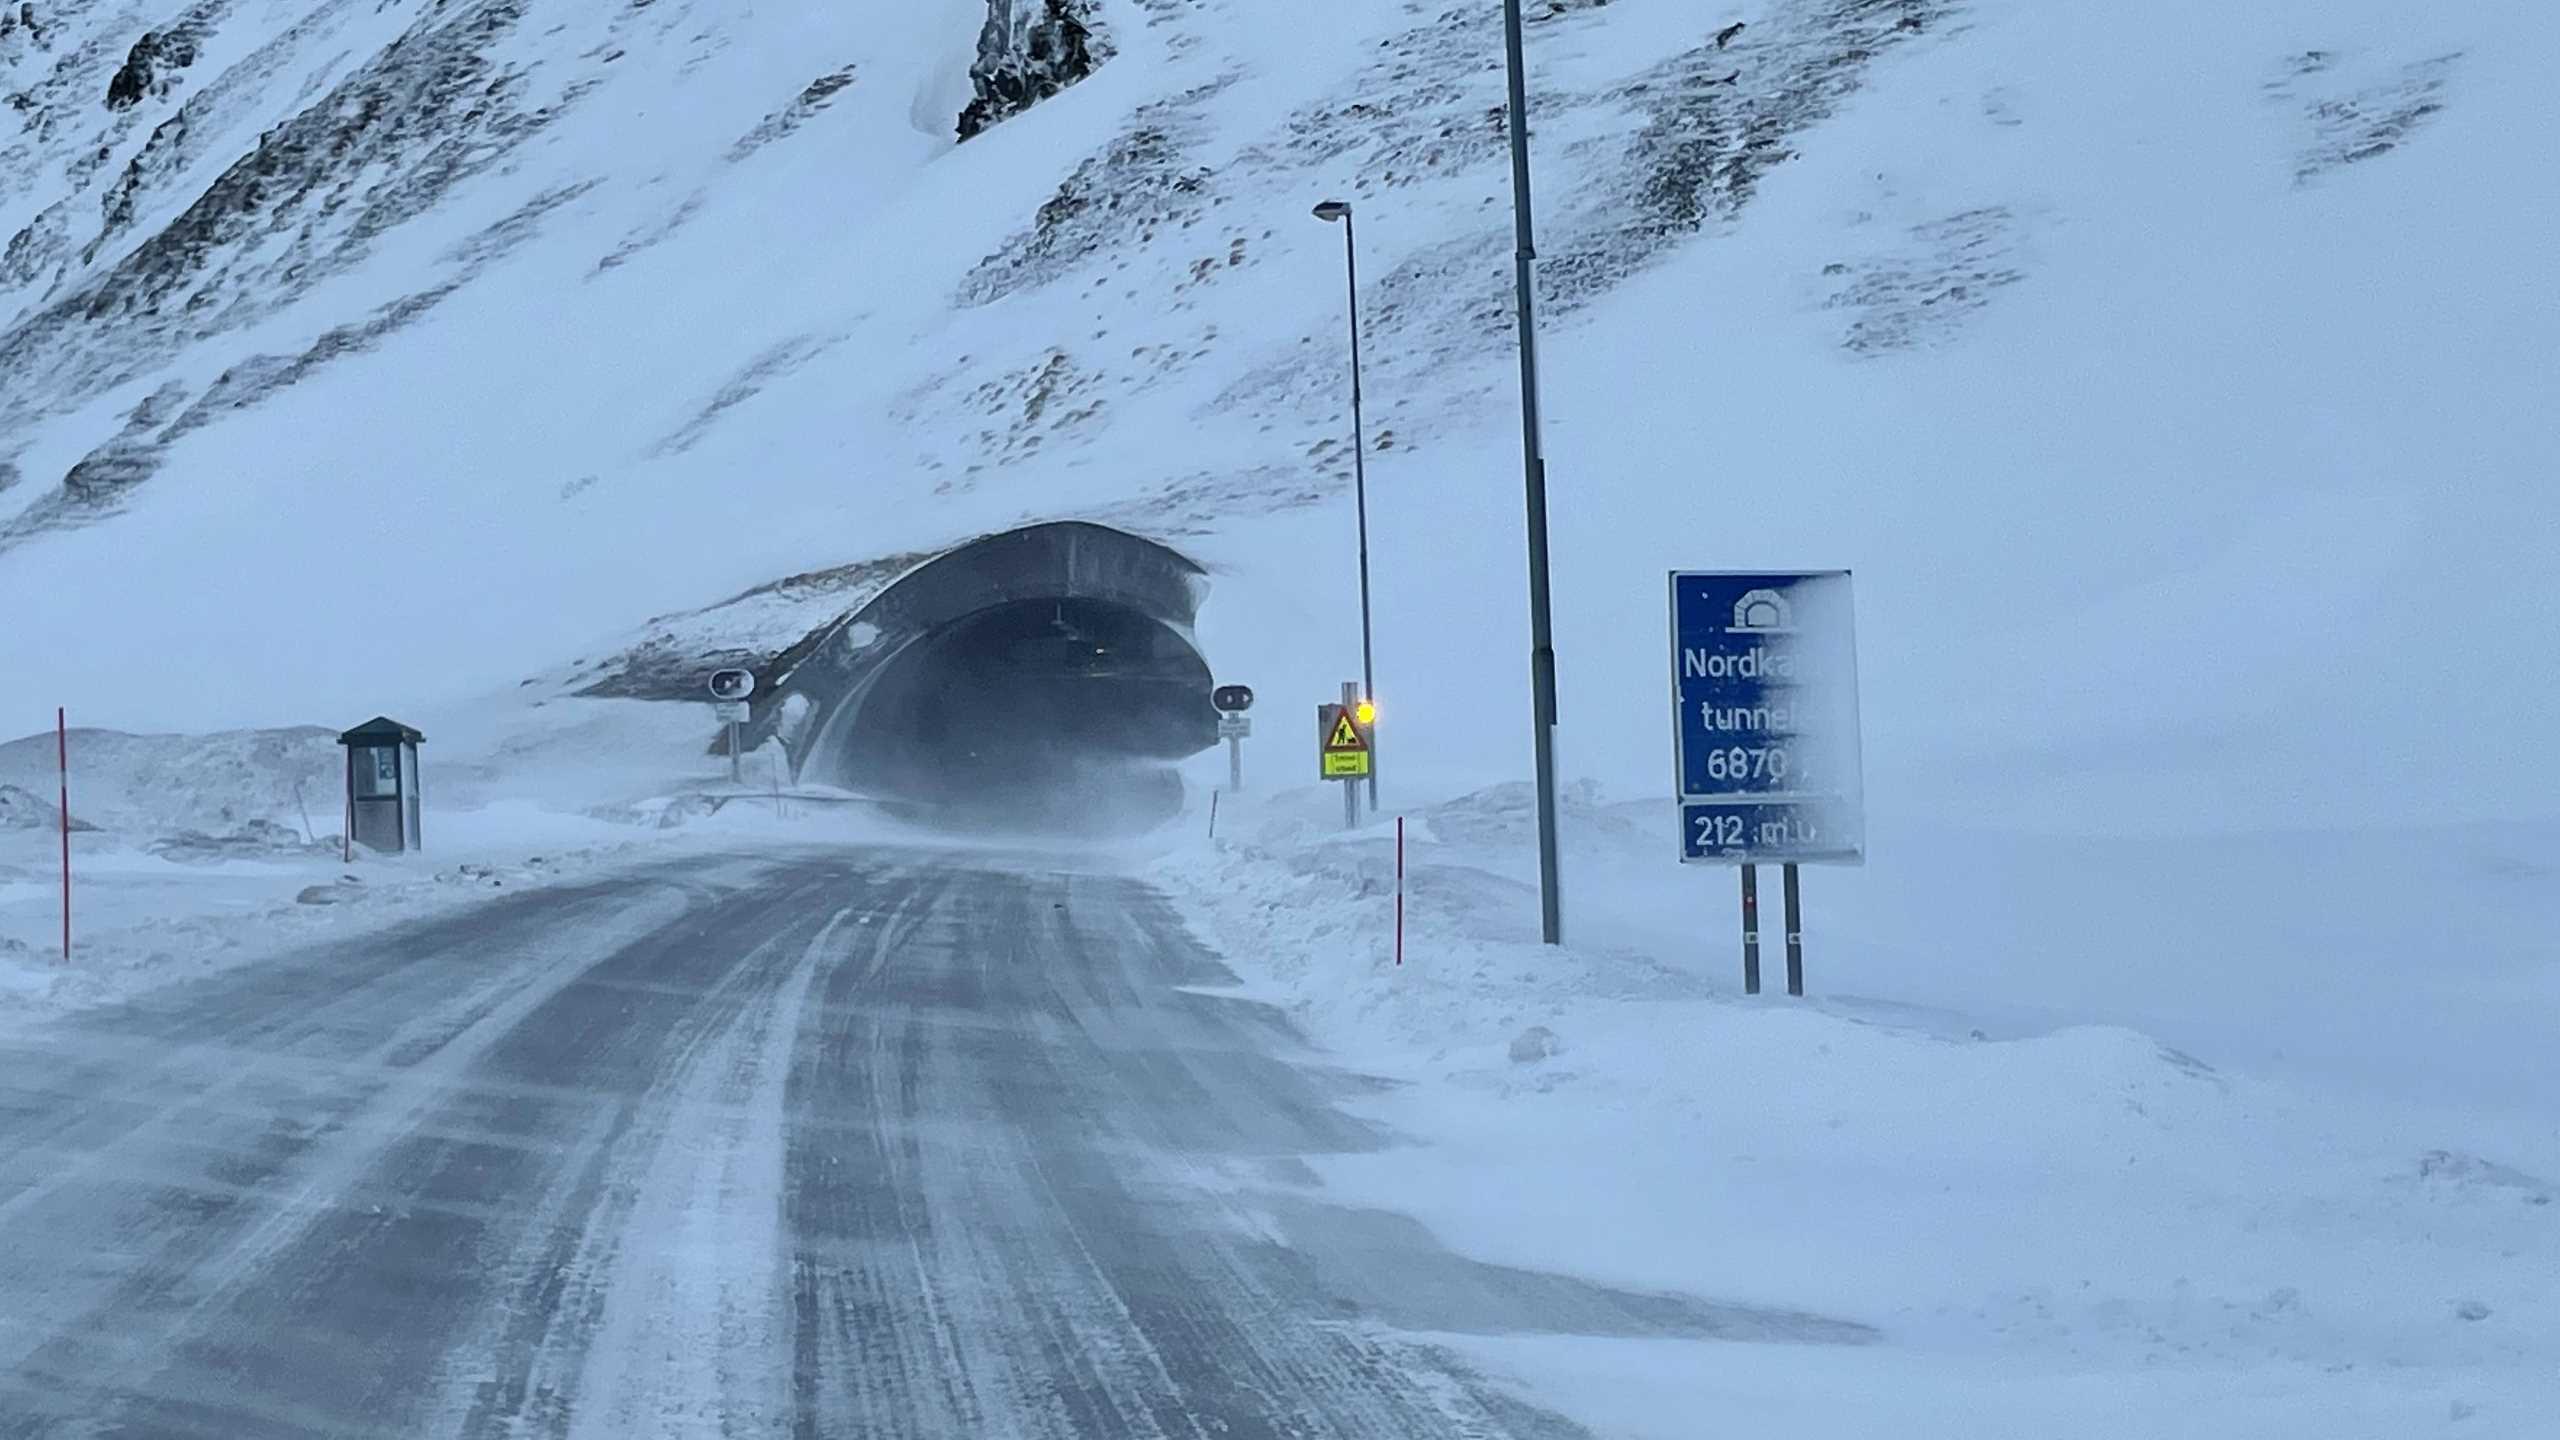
[0,858,852,1439]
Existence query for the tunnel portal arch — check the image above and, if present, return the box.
[753,522,1217,830]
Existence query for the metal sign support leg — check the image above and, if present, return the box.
[728,720,742,786]
[1340,680,1363,830]
[1783,862,1805,997]
[1739,863,1762,995]
[1228,735,1243,793]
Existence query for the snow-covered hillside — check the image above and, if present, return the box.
[4,4,2553,1430]
[0,0,2547,813]
[4,0,2551,1044]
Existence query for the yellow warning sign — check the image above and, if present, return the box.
[1326,712,1366,752]
[1318,703,1373,780]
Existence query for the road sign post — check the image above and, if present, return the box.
[1670,571,1864,994]
[1318,681,1373,830]
[1739,863,1760,995]
[1783,860,1805,998]
[709,669,756,787]
[1213,685,1255,793]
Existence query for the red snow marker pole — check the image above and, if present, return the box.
[1395,815,1405,967]
[57,708,70,963]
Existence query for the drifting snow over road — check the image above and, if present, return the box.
[0,846,1864,1437]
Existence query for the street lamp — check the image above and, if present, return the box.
[1499,0,1564,945]
[1313,198,1380,810]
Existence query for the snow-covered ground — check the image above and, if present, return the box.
[1156,779,2559,1438]
[0,703,823,1019]
[1,0,2553,1430]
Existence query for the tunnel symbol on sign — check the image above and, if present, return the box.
[1727,588,1796,635]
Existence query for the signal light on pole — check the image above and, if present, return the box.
[1354,699,1377,727]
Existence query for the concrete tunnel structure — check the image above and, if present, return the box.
[737,522,1219,831]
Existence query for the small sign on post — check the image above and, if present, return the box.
[1212,685,1255,792]
[1319,708,1372,779]
[1318,683,1373,829]
[1670,571,1864,996]
[709,669,756,785]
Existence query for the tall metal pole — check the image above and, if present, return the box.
[1340,210,1380,810]
[57,708,70,963]
[1502,0,1564,945]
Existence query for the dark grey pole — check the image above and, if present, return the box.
[1344,211,1380,811]
[1501,0,1564,945]
[1783,862,1805,997]
[1740,863,1762,995]
[1316,201,1381,811]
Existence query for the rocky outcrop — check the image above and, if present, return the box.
[0,4,47,48]
[956,0,1100,140]
[0,782,93,831]
[105,25,202,110]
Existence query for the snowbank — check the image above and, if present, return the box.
[0,696,869,1024]
[1156,780,2560,1437]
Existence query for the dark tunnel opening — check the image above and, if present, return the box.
[831,596,1215,835]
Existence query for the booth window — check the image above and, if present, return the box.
[355,748,400,799]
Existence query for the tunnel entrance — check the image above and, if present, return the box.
[764,522,1218,837]
[842,596,1210,833]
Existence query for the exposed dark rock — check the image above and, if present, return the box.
[58,440,158,505]
[958,83,1223,307]
[0,0,557,495]
[572,641,787,703]
[0,782,95,831]
[595,68,857,276]
[728,65,857,163]
[650,331,849,458]
[52,377,188,511]
[1822,205,2026,356]
[2270,49,2460,184]
[2417,1148,2554,1205]
[956,0,1101,140]
[1543,0,1957,311]
[4,178,584,549]
[105,32,160,109]
[0,200,72,294]
[104,22,202,111]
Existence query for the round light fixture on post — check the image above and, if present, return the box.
[1311,196,1378,807]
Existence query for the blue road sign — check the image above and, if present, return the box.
[1670,571,1865,865]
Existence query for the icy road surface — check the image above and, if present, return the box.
[0,848,1862,1437]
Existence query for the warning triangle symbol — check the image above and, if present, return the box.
[1326,711,1368,751]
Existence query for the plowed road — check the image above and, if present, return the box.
[0,849,1862,1438]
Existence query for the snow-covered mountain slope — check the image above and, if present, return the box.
[0,6,2553,1423]
[3,0,2554,823]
